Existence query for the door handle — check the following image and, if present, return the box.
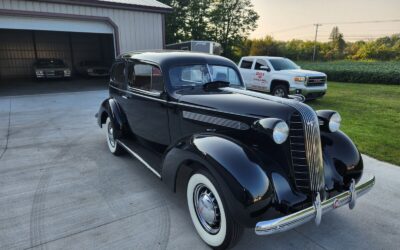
[122,95,128,99]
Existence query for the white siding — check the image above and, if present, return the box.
[0,0,164,53]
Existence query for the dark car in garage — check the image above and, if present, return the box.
[97,51,375,249]
[33,58,72,79]
[77,60,110,78]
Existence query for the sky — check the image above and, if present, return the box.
[250,0,400,41]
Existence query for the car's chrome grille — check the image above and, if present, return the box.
[289,112,311,192]
[289,105,325,194]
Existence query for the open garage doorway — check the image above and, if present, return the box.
[0,29,115,96]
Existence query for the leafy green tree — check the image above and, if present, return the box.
[160,0,190,43]
[329,26,346,59]
[208,0,259,58]
[160,0,259,59]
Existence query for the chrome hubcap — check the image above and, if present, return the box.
[193,184,221,234]
[107,122,116,147]
[274,88,285,97]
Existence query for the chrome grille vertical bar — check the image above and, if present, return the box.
[294,104,325,193]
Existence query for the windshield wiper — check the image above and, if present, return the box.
[203,80,230,90]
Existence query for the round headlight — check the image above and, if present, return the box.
[273,121,289,144]
[329,112,341,132]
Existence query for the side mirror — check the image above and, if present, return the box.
[260,66,271,72]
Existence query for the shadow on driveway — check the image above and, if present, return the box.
[0,78,108,97]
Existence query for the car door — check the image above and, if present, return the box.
[122,61,170,146]
[238,58,254,88]
[253,59,272,92]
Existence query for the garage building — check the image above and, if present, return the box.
[0,0,172,80]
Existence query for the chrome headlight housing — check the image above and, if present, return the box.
[316,110,341,132]
[252,118,289,144]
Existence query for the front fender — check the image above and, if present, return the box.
[97,98,127,134]
[162,134,274,227]
[321,130,363,191]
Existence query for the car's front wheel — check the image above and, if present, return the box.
[187,172,242,249]
[105,117,124,155]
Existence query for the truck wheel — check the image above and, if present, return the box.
[272,84,288,98]
[105,117,124,155]
[187,171,243,249]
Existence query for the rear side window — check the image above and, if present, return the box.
[240,59,253,69]
[254,59,267,70]
[128,63,163,93]
[111,62,125,85]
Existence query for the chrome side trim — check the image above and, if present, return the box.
[255,175,375,235]
[117,140,162,179]
[109,85,167,103]
[182,111,250,130]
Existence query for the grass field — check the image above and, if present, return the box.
[308,82,400,166]
[298,60,400,84]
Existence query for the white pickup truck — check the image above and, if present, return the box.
[238,56,327,99]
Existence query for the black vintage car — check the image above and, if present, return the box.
[97,51,375,249]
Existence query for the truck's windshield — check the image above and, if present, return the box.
[169,64,242,89]
[269,58,299,71]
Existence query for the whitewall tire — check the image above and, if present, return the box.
[105,117,124,155]
[187,172,242,249]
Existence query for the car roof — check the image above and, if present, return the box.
[117,50,237,69]
[242,56,286,60]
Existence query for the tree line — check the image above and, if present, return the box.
[241,28,400,62]
[160,1,399,62]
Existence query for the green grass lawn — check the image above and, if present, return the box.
[308,82,400,166]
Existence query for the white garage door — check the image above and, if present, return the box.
[0,15,114,34]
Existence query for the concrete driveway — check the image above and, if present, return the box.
[0,90,399,250]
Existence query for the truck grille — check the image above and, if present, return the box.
[289,112,311,192]
[307,76,326,87]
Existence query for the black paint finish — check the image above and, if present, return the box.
[97,51,364,227]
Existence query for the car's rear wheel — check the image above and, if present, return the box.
[105,117,124,155]
[272,84,288,98]
[187,171,243,249]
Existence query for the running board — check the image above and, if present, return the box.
[117,139,162,179]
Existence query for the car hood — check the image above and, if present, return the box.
[277,69,326,77]
[177,87,301,121]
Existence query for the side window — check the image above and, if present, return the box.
[111,62,125,87]
[254,59,267,70]
[128,63,163,93]
[240,59,253,69]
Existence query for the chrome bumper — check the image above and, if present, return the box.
[255,175,375,235]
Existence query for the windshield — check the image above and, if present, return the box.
[36,59,66,68]
[169,64,242,89]
[269,58,299,71]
